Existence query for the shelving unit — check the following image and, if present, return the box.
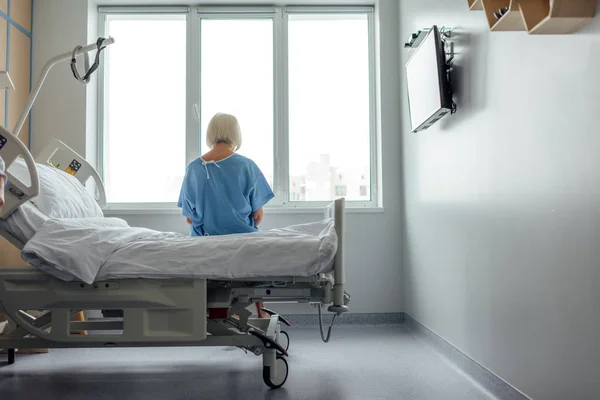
[468,0,484,11]
[467,0,596,34]
[482,0,526,31]
[520,0,597,34]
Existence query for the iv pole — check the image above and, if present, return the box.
[13,37,115,138]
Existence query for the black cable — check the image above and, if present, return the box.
[70,45,90,84]
[82,37,109,82]
[71,37,108,84]
[445,60,457,115]
[318,306,337,343]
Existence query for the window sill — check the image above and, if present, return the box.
[102,206,385,216]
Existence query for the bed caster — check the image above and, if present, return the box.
[7,348,15,365]
[250,330,288,356]
[263,355,289,389]
[277,331,290,356]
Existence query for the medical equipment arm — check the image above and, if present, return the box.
[13,37,115,137]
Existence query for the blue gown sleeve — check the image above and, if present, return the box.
[249,171,275,212]
[178,165,199,219]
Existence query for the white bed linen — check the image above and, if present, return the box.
[0,202,48,244]
[22,217,337,283]
[8,158,103,219]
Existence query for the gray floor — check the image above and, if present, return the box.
[1,326,497,400]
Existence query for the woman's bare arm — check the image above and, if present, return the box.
[252,208,264,226]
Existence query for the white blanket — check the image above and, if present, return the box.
[22,218,337,284]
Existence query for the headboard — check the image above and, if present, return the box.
[0,130,107,221]
[36,139,107,207]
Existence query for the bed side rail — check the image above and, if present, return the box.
[325,198,348,315]
[0,126,40,220]
[0,269,207,343]
[36,138,107,207]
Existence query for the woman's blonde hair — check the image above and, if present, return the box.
[206,113,242,151]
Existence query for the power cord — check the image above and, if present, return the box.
[318,306,338,343]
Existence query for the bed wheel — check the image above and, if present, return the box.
[263,355,288,389]
[7,349,15,365]
[277,331,290,356]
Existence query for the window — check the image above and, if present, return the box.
[102,14,187,204]
[335,185,347,197]
[288,13,372,203]
[100,7,376,208]
[200,18,274,186]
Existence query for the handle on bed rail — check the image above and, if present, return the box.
[36,139,107,206]
[0,126,40,220]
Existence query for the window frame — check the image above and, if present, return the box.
[98,5,378,210]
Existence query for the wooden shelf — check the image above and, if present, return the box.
[468,0,484,11]
[520,0,597,34]
[482,0,526,31]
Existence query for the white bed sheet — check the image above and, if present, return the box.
[22,217,338,283]
[0,202,48,244]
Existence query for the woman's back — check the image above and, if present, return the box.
[178,153,274,236]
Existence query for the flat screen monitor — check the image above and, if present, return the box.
[406,25,453,133]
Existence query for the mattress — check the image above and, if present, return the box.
[22,217,338,283]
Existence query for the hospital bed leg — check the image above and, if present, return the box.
[7,348,15,365]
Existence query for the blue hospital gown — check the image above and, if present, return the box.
[178,154,274,236]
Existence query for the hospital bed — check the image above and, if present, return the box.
[0,126,349,389]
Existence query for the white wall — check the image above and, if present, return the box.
[31,0,91,156]
[400,1,600,399]
[31,0,403,315]
[86,1,99,168]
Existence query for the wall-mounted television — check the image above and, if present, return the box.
[405,25,453,133]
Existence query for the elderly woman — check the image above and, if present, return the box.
[178,112,274,236]
[178,113,275,318]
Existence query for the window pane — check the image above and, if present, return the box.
[104,15,187,203]
[288,14,371,202]
[200,19,274,187]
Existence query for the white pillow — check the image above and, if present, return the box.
[8,158,103,219]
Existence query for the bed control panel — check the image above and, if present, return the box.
[65,159,82,176]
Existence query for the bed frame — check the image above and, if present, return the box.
[0,127,348,389]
